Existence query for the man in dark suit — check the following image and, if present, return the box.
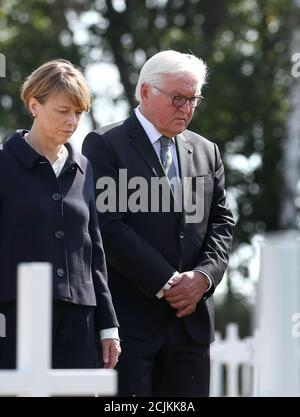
[82,50,235,396]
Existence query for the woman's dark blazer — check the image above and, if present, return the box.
[0,130,118,331]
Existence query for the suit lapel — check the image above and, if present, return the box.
[128,116,180,214]
[125,113,192,222]
[175,133,193,179]
[125,113,165,178]
[176,132,193,210]
[176,133,199,227]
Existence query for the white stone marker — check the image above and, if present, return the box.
[0,263,117,397]
[256,231,300,396]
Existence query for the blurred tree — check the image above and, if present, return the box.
[279,0,300,229]
[0,0,296,328]
[215,273,252,338]
[1,0,294,251]
[76,0,294,334]
[76,0,293,251]
[0,0,83,140]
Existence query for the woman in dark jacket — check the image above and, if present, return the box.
[0,59,120,369]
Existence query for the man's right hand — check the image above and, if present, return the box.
[164,271,208,317]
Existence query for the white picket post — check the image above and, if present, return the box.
[0,262,117,397]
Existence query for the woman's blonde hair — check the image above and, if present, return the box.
[21,59,91,112]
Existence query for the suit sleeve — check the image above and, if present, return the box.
[82,132,177,299]
[194,143,235,298]
[86,162,119,330]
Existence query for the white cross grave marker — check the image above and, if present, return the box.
[256,231,300,397]
[0,263,117,397]
[210,323,254,397]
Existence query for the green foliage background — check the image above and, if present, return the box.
[0,0,296,336]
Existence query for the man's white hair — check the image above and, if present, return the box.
[135,50,207,102]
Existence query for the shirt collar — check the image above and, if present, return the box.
[134,107,175,145]
[5,130,84,173]
[64,142,85,174]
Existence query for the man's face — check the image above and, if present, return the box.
[140,73,200,137]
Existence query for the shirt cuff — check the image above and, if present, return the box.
[194,270,213,292]
[156,271,179,299]
[100,327,119,340]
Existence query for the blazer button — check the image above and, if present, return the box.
[179,232,185,239]
[54,230,65,239]
[52,193,62,201]
[56,268,65,278]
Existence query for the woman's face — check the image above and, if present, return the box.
[29,91,83,145]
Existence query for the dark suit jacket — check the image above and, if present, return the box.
[82,112,234,343]
[0,130,118,331]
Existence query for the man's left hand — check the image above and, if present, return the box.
[164,271,209,318]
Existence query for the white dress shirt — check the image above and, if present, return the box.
[135,107,180,177]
